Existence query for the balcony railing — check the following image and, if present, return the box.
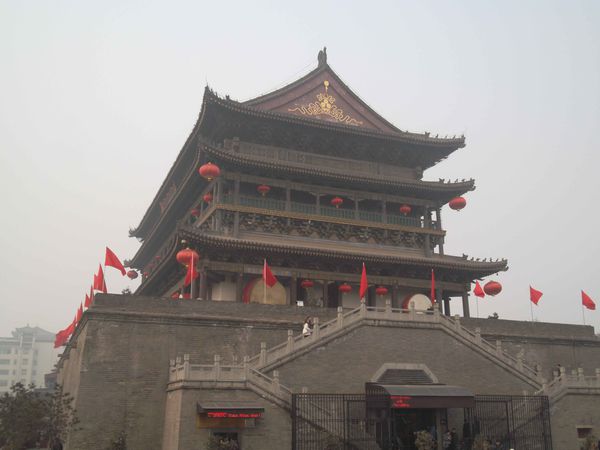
[220,194,433,229]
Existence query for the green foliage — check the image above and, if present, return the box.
[580,434,599,450]
[472,434,491,450]
[414,430,435,450]
[0,382,77,450]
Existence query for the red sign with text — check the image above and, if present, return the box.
[207,412,262,419]
[390,396,412,408]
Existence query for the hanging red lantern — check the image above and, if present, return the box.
[176,248,200,267]
[300,279,314,289]
[191,208,201,217]
[484,281,502,296]
[203,192,213,203]
[375,286,388,296]
[198,162,221,181]
[338,283,352,293]
[399,204,412,216]
[257,185,271,196]
[126,270,138,280]
[331,197,344,208]
[449,197,467,211]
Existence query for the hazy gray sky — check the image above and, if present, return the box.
[1,0,599,336]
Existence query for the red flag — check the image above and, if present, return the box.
[84,292,91,309]
[105,247,126,276]
[359,263,368,301]
[582,291,596,311]
[54,329,68,348]
[530,286,543,305]
[263,259,278,288]
[89,286,94,307]
[93,265,107,293]
[474,281,485,298]
[76,303,83,324]
[183,252,198,286]
[430,269,435,303]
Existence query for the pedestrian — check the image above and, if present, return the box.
[303,316,313,337]
[448,428,458,450]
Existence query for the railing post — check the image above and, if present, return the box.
[183,354,190,379]
[312,317,320,340]
[259,342,267,366]
[516,351,524,371]
[243,356,250,379]
[385,299,392,318]
[433,307,440,322]
[495,340,503,356]
[337,306,344,328]
[559,366,566,383]
[474,327,482,344]
[409,302,416,321]
[272,370,281,394]
[213,354,221,381]
[578,367,585,381]
[301,386,308,394]
[360,302,367,318]
[453,314,461,331]
[286,330,294,353]
[535,364,543,382]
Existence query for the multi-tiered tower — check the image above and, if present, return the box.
[129,50,506,316]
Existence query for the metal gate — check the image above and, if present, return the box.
[292,394,552,450]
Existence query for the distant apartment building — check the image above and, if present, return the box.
[0,326,60,392]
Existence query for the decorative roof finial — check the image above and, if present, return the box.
[317,47,327,67]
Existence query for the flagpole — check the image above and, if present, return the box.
[190,252,194,300]
[530,299,534,322]
[263,259,267,305]
[582,304,586,326]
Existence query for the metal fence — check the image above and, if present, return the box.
[292,393,552,450]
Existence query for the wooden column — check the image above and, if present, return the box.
[435,287,443,312]
[436,207,444,255]
[316,194,321,215]
[391,284,398,308]
[354,197,359,220]
[199,268,208,301]
[233,212,240,237]
[322,281,329,308]
[234,178,240,204]
[285,187,291,212]
[290,273,297,305]
[443,296,451,316]
[235,272,244,302]
[462,291,471,318]
[382,200,387,223]
[423,206,432,257]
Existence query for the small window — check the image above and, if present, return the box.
[212,432,240,449]
[577,427,593,439]
[21,369,27,375]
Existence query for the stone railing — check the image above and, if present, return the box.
[168,354,292,405]
[537,367,600,400]
[246,302,542,387]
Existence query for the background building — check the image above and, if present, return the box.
[0,325,60,392]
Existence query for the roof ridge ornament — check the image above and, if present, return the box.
[317,47,327,67]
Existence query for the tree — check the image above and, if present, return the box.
[414,430,435,450]
[0,382,78,450]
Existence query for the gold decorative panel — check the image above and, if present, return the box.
[288,81,364,126]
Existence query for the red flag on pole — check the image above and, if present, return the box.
[474,281,485,298]
[93,265,107,293]
[359,263,368,301]
[76,303,83,324]
[582,291,596,310]
[530,286,543,305]
[105,247,126,276]
[84,291,91,309]
[263,259,278,287]
[183,252,199,286]
[54,328,68,348]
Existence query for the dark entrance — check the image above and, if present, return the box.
[291,393,553,450]
[392,409,436,450]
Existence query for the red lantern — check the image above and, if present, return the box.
[198,162,221,181]
[338,283,352,293]
[257,185,271,196]
[484,281,502,296]
[126,270,138,280]
[143,271,149,277]
[331,197,343,208]
[449,197,467,211]
[203,192,213,203]
[191,208,201,217]
[176,248,200,267]
[300,279,314,289]
[375,286,388,296]
[399,204,412,216]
